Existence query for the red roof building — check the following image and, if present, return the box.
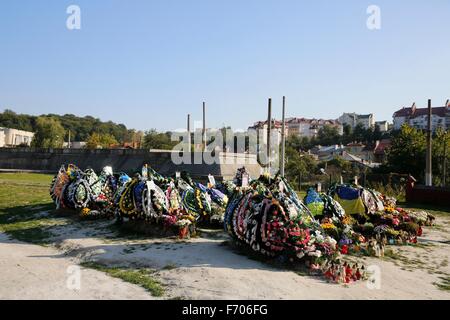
[393,101,450,131]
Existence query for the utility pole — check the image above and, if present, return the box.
[425,99,433,186]
[187,114,191,151]
[202,102,206,152]
[266,98,272,173]
[280,96,286,177]
[443,138,447,187]
[68,130,71,149]
[445,99,449,187]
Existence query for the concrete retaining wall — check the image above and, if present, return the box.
[0,148,262,180]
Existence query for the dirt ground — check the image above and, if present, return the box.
[0,233,153,300]
[1,210,449,300]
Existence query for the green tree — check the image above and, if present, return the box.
[316,125,341,146]
[285,147,317,190]
[31,117,65,148]
[85,133,118,149]
[0,110,130,143]
[342,124,353,144]
[286,135,314,151]
[352,123,366,143]
[142,129,177,150]
[433,128,450,186]
[382,124,426,181]
[372,124,382,142]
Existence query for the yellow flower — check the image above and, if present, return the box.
[342,215,354,225]
[81,208,91,216]
[321,223,336,230]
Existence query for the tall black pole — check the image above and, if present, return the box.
[187,114,191,150]
[266,98,272,173]
[425,99,432,186]
[443,138,447,187]
[202,102,206,152]
[281,96,286,177]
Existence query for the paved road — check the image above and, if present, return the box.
[0,233,153,300]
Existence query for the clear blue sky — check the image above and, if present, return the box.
[1,0,449,132]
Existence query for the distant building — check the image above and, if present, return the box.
[375,120,389,132]
[374,139,391,163]
[310,144,345,161]
[310,144,379,168]
[345,141,383,162]
[393,101,450,131]
[339,113,375,129]
[0,127,34,147]
[248,120,285,146]
[62,141,86,149]
[285,118,343,138]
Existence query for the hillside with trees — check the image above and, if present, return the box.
[0,109,133,143]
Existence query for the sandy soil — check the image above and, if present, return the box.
[0,233,153,300]
[1,211,449,300]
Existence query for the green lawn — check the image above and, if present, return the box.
[0,173,53,207]
[0,173,56,243]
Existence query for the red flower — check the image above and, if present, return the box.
[340,245,348,254]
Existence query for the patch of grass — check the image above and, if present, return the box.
[0,173,59,244]
[81,262,165,297]
[434,276,450,292]
[162,263,177,270]
[296,191,307,200]
[0,172,53,185]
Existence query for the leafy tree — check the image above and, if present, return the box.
[0,109,33,131]
[142,129,177,150]
[318,157,361,183]
[317,125,341,146]
[433,128,450,186]
[380,124,426,181]
[0,109,130,143]
[342,124,353,144]
[352,123,366,143]
[31,117,65,148]
[372,124,382,142]
[286,135,313,151]
[85,132,118,149]
[285,147,317,189]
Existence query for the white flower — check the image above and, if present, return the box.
[307,250,322,257]
[315,233,324,243]
[325,236,337,248]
